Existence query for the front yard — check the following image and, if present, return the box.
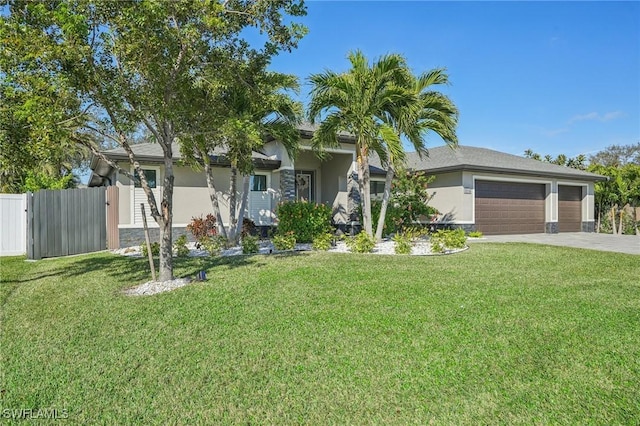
[1,244,638,423]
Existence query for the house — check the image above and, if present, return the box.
[89,124,360,247]
[89,125,606,246]
[369,145,606,235]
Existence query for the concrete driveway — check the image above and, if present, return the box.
[468,232,640,255]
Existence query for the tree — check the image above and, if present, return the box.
[589,143,640,167]
[523,150,587,170]
[180,69,302,243]
[374,68,458,241]
[1,1,306,280]
[308,50,415,236]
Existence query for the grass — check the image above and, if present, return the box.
[1,244,639,424]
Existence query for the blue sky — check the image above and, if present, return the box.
[270,0,640,159]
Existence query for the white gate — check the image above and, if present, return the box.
[0,194,27,256]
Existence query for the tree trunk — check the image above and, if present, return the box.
[203,160,227,240]
[596,205,601,233]
[610,205,617,235]
[228,167,238,242]
[357,146,373,236]
[158,152,175,282]
[374,165,394,241]
[234,175,250,239]
[618,209,624,235]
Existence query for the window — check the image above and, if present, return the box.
[371,181,385,198]
[134,169,157,188]
[250,175,267,191]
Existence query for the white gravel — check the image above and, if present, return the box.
[119,239,468,296]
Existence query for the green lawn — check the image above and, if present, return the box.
[1,244,639,424]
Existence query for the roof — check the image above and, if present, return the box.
[368,145,606,181]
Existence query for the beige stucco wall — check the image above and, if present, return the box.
[427,172,466,223]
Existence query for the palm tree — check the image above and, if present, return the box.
[308,50,415,236]
[374,68,459,241]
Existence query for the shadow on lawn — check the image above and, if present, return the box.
[53,250,309,283]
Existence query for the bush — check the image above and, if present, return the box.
[187,214,217,241]
[276,201,332,243]
[366,171,439,236]
[430,228,467,253]
[241,235,259,254]
[241,218,257,237]
[272,232,296,251]
[468,230,484,238]
[312,232,334,251]
[393,232,413,255]
[198,235,229,256]
[173,235,190,257]
[346,232,376,253]
[140,241,160,257]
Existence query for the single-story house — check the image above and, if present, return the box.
[89,124,606,246]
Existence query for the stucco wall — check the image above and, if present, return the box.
[428,172,466,223]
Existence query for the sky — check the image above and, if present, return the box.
[268,0,640,159]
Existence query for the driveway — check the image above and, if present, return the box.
[468,232,640,255]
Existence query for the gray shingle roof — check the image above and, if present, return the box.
[369,145,606,181]
[101,142,274,162]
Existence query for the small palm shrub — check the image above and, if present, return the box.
[199,235,229,256]
[346,232,376,253]
[241,235,259,254]
[468,230,484,238]
[173,235,190,257]
[140,241,160,257]
[430,228,467,253]
[272,232,296,251]
[393,232,413,255]
[241,218,257,237]
[312,232,334,251]
[276,201,332,243]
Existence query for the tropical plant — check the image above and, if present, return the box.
[312,232,334,251]
[308,50,417,237]
[173,235,190,258]
[346,232,376,253]
[241,235,260,254]
[374,69,458,241]
[392,232,413,255]
[276,201,332,243]
[430,229,466,253]
[272,232,297,251]
[187,214,218,242]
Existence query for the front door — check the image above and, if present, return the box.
[295,172,313,202]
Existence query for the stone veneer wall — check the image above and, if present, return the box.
[347,171,361,222]
[118,227,193,249]
[581,221,595,232]
[280,169,296,202]
[545,222,559,234]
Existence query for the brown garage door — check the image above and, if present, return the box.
[475,180,546,235]
[558,186,582,232]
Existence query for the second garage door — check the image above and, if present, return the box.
[558,185,582,232]
[475,180,546,235]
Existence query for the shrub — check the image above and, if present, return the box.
[276,201,332,243]
[393,232,413,255]
[346,232,376,253]
[430,228,467,253]
[173,235,190,257]
[366,171,439,236]
[312,232,334,251]
[198,235,229,256]
[468,230,484,238]
[241,218,257,237]
[241,235,259,254]
[272,232,296,251]
[140,241,160,257]
[187,214,217,241]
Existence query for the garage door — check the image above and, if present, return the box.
[475,180,546,235]
[558,186,582,232]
